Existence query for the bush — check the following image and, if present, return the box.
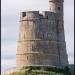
[63,66,71,75]
[44,66,64,73]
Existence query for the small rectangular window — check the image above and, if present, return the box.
[58,7,60,11]
[27,56,28,60]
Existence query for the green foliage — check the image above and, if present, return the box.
[44,66,64,73]
[63,66,71,75]
[8,66,71,75]
[30,66,41,70]
[21,66,41,70]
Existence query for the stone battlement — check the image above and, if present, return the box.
[20,11,56,21]
[49,0,64,3]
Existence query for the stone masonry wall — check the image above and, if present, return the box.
[16,11,68,68]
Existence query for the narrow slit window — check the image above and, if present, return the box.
[24,34,25,39]
[23,32,26,40]
[27,56,28,60]
[58,7,60,11]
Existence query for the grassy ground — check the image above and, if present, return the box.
[7,66,71,75]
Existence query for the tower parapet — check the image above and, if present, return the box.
[16,11,60,67]
[20,11,57,21]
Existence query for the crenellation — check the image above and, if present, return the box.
[49,0,64,3]
[20,11,57,22]
[42,11,56,17]
[20,12,26,17]
[26,11,39,18]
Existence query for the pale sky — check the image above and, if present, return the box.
[1,0,74,72]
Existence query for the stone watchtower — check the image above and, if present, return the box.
[16,0,68,68]
[49,0,68,65]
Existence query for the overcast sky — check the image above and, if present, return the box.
[1,0,74,72]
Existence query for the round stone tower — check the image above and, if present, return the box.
[16,0,68,68]
[16,11,60,67]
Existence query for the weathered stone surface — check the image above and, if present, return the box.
[16,0,68,68]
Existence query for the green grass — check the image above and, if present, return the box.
[8,66,71,75]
